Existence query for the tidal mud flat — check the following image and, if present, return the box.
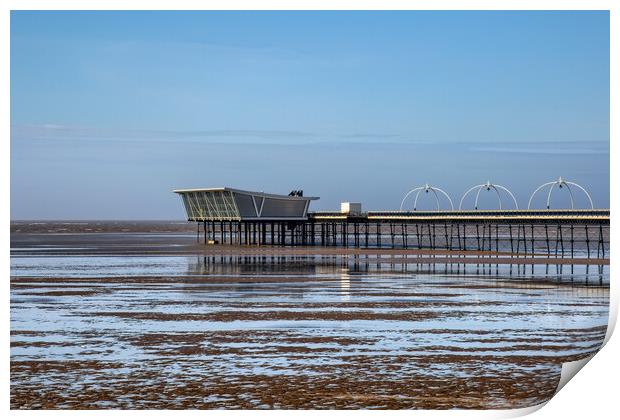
[10,222,610,409]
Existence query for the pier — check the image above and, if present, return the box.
[174,182,609,259]
[192,209,609,259]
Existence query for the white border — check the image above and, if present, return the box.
[3,2,616,419]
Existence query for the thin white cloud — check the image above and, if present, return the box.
[11,124,408,145]
[12,124,610,150]
[470,146,608,155]
[11,124,317,144]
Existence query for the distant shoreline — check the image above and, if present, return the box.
[10,220,194,234]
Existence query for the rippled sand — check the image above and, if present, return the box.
[10,225,610,409]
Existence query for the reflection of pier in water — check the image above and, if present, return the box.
[188,254,608,286]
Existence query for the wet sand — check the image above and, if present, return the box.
[10,221,610,409]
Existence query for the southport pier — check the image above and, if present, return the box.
[174,179,609,259]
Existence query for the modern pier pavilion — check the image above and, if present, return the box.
[174,186,609,259]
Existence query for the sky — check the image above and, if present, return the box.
[10,11,610,219]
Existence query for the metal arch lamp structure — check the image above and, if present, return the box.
[527,177,594,210]
[459,181,519,210]
[400,184,454,211]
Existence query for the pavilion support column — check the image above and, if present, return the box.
[327,223,330,247]
[256,223,260,246]
[327,223,330,246]
[325,223,329,246]
[257,223,261,245]
[328,223,331,246]
[270,222,275,245]
[323,222,332,246]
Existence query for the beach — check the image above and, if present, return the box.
[10,221,610,409]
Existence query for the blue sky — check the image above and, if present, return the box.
[10,11,609,219]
